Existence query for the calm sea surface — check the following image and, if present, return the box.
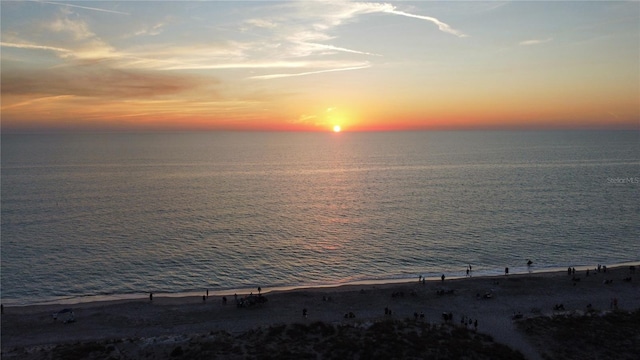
[1,131,639,305]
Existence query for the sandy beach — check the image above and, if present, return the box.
[2,265,639,359]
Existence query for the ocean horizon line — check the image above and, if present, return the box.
[2,128,638,135]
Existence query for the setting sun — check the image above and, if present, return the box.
[333,125,341,133]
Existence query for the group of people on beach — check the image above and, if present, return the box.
[568,264,610,276]
[420,261,543,281]
[567,263,634,288]
[148,286,266,307]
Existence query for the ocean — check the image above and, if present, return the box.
[1,131,638,305]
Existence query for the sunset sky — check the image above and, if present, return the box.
[1,1,638,132]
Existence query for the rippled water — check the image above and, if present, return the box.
[1,131,638,305]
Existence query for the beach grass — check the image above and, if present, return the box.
[517,308,640,360]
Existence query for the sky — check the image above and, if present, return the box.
[1,1,638,132]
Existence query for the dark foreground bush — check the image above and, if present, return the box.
[52,342,107,359]
[517,309,640,360]
[241,319,524,360]
[8,319,525,360]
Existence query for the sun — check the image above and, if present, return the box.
[333,125,341,132]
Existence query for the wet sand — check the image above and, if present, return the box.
[2,265,638,359]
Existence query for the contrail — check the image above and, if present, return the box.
[385,9,467,38]
[37,1,130,15]
[0,41,71,53]
[304,43,382,57]
[249,65,370,80]
[519,38,553,46]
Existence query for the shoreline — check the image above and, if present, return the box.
[3,263,639,359]
[3,261,639,308]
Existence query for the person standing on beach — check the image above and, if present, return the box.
[441,274,445,282]
[149,292,153,302]
[505,267,509,275]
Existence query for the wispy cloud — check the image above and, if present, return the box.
[244,18,278,29]
[37,1,130,15]
[131,22,166,37]
[382,8,468,38]
[0,41,71,54]
[48,16,95,40]
[324,2,468,38]
[150,52,370,71]
[519,38,553,46]
[161,61,312,71]
[33,13,121,60]
[249,64,370,80]
[294,114,318,124]
[0,95,75,111]
[241,1,465,61]
[297,42,381,57]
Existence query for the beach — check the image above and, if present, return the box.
[2,265,639,359]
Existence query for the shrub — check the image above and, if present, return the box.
[170,346,183,357]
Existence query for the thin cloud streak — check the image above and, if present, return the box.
[0,41,71,54]
[249,65,370,80]
[385,9,468,38]
[519,38,553,46]
[160,60,368,71]
[302,42,382,56]
[37,1,130,15]
[160,61,312,71]
[0,95,75,110]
